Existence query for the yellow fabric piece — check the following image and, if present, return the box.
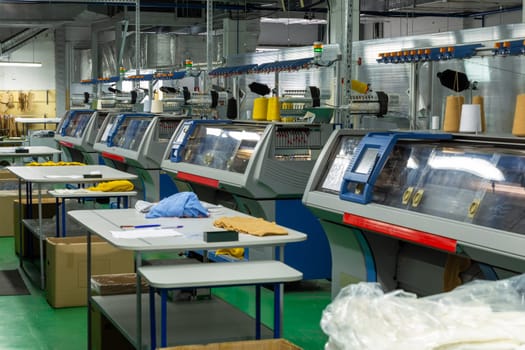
[213,216,288,236]
[87,180,134,192]
[27,161,86,166]
[215,248,245,259]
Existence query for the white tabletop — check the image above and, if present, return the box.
[138,260,302,289]
[0,138,25,145]
[6,165,137,183]
[68,207,307,252]
[0,146,61,157]
[48,189,137,198]
[15,118,61,124]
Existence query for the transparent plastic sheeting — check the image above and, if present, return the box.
[321,275,525,350]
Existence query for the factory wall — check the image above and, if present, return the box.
[258,22,325,47]
[0,31,55,91]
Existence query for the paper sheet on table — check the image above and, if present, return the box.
[111,228,183,239]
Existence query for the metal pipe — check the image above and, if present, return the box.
[361,6,522,18]
[344,0,353,128]
[0,0,328,12]
[116,20,128,90]
[135,0,140,91]
[206,0,213,93]
[409,62,418,130]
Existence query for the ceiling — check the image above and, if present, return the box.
[362,0,523,16]
[0,0,523,56]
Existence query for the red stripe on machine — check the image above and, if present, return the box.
[59,141,74,148]
[177,172,219,188]
[343,212,457,253]
[101,152,125,163]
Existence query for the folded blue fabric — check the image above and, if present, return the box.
[145,192,209,218]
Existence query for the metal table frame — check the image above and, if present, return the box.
[68,207,307,350]
[6,165,138,289]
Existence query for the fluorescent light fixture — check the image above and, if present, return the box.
[260,17,327,25]
[0,61,42,67]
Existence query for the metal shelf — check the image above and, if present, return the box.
[22,218,88,238]
[92,293,273,349]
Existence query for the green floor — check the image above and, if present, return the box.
[0,236,331,349]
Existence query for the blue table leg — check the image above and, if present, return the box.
[161,289,168,348]
[273,283,281,338]
[26,182,32,218]
[55,198,59,237]
[256,285,261,339]
[149,287,157,350]
[61,198,67,237]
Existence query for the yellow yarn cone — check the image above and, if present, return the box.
[267,96,281,121]
[443,95,464,132]
[512,94,525,136]
[252,97,268,120]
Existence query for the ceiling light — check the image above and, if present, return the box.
[260,17,327,25]
[0,61,42,67]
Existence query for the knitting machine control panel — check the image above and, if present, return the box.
[162,120,332,198]
[304,130,525,276]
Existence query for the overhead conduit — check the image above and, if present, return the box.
[0,28,48,57]
[0,0,328,14]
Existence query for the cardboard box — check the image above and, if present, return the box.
[0,168,23,236]
[13,198,56,255]
[46,236,135,308]
[0,168,18,184]
[91,273,148,296]
[0,190,19,237]
[161,339,302,350]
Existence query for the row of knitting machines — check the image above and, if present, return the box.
[53,107,525,298]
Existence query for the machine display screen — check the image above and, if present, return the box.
[112,117,151,151]
[178,124,263,174]
[63,111,93,138]
[317,136,361,194]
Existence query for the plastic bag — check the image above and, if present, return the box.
[321,274,525,350]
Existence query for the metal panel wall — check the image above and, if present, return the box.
[55,27,67,117]
[219,23,525,132]
[352,23,525,133]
